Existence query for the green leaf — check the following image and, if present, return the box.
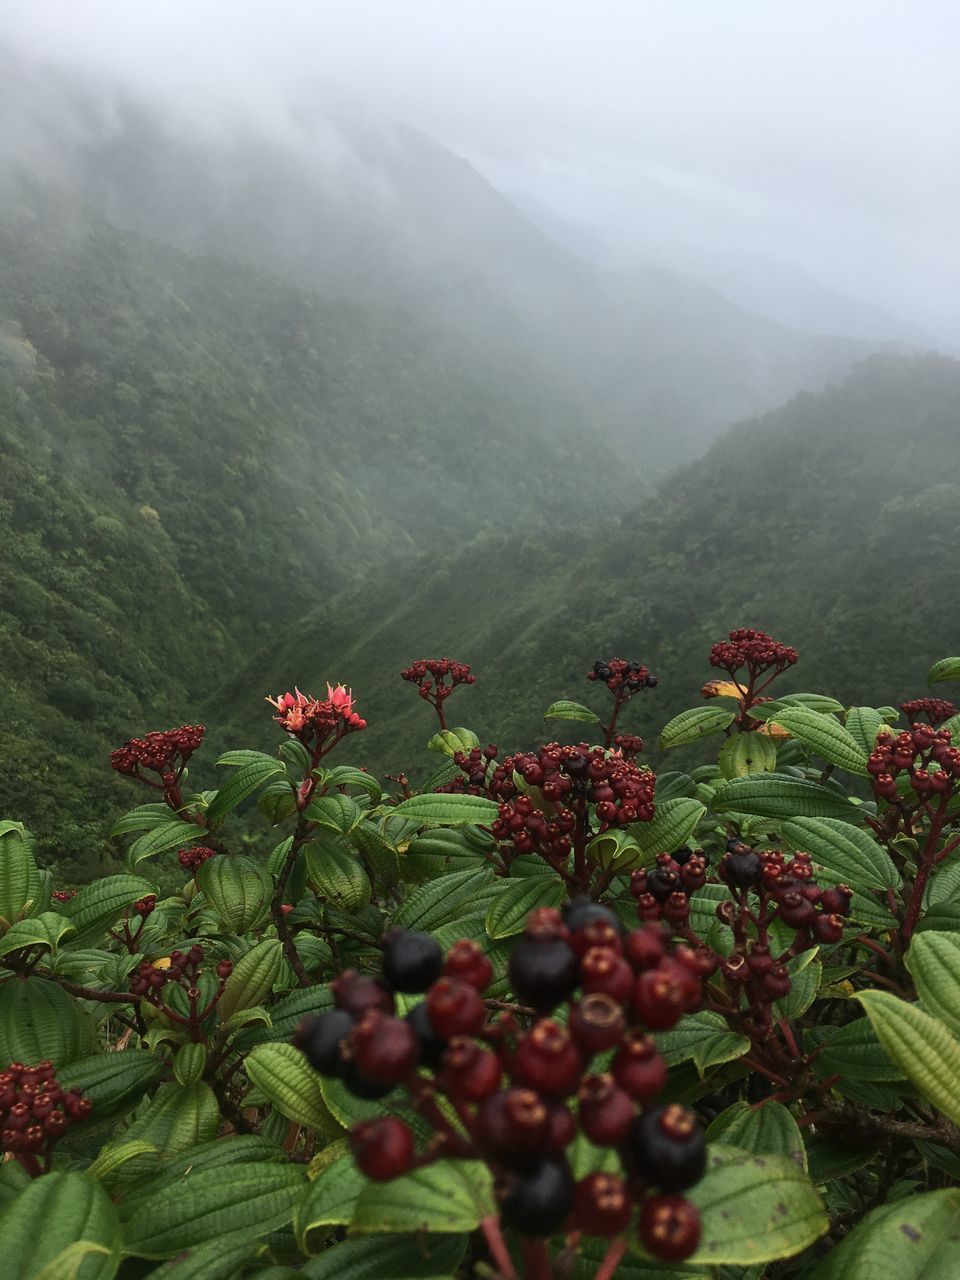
[717,733,777,780]
[543,700,602,725]
[808,1187,960,1279]
[780,817,900,891]
[0,821,41,929]
[63,876,158,946]
[299,1233,467,1280]
[119,1164,306,1258]
[58,1050,164,1122]
[126,822,204,866]
[403,830,487,879]
[584,829,646,872]
[207,758,285,822]
[0,977,95,1070]
[245,1043,343,1134]
[391,794,499,826]
[123,1082,220,1156]
[907,931,960,1037]
[809,1016,907,1082]
[305,839,371,912]
[630,797,706,857]
[197,856,272,934]
[763,707,869,776]
[173,1043,208,1087]
[685,1144,827,1265]
[294,1155,368,1246]
[706,1102,807,1170]
[144,1239,261,1279]
[749,693,846,717]
[485,876,566,938]
[844,707,885,757]
[426,727,481,755]
[659,706,736,751]
[712,774,862,822]
[391,869,495,932]
[322,766,383,802]
[86,1140,159,1184]
[351,1160,495,1234]
[857,990,960,1122]
[303,794,362,834]
[109,805,175,838]
[775,952,822,1021]
[655,1011,750,1074]
[928,658,960,686]
[218,939,283,1023]
[0,1172,120,1280]
[0,913,75,959]
[655,771,697,801]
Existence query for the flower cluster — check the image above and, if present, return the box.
[266,685,366,756]
[296,905,707,1260]
[587,658,657,696]
[0,1061,91,1174]
[401,658,476,728]
[178,844,217,875]
[110,725,205,805]
[868,725,960,801]
[709,629,798,680]
[130,944,232,1038]
[899,697,956,727]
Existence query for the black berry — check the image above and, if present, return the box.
[500,1160,575,1236]
[626,1105,706,1192]
[295,1010,353,1077]
[381,929,443,993]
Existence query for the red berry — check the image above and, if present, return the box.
[513,1020,583,1099]
[426,978,486,1038]
[624,925,666,971]
[441,1038,502,1102]
[638,1194,702,1262]
[350,1117,415,1181]
[331,970,394,1018]
[580,948,635,1003]
[568,994,626,1053]
[578,1075,636,1146]
[611,1033,668,1103]
[575,1172,633,1237]
[632,967,688,1030]
[477,1088,550,1169]
[443,939,494,991]
[543,1104,577,1156]
[351,1012,420,1086]
[570,918,623,958]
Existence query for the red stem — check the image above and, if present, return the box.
[594,1238,627,1280]
[521,1238,553,1280]
[481,1216,519,1280]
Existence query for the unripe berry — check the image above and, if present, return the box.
[350,1117,415,1181]
[638,1194,702,1262]
[426,978,486,1038]
[381,929,443,993]
[441,1038,502,1102]
[578,1075,636,1146]
[331,970,394,1018]
[568,994,626,1053]
[611,1033,667,1103]
[443,939,494,992]
[477,1088,549,1169]
[624,925,666,971]
[580,948,635,1002]
[351,1012,420,1086]
[513,1020,583,1099]
[575,1172,633,1237]
[813,912,844,943]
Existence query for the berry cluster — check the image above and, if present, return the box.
[587,658,657,696]
[0,1061,91,1175]
[490,744,655,829]
[296,905,706,1260]
[266,685,366,759]
[109,894,158,953]
[110,725,205,806]
[900,697,956,727]
[51,889,76,904]
[401,658,476,729]
[709,629,798,681]
[868,725,960,801]
[178,844,217,874]
[630,848,711,929]
[129,945,232,1039]
[438,743,499,796]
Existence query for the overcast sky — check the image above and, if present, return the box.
[3,0,960,339]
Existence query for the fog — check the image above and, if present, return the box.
[2,0,959,343]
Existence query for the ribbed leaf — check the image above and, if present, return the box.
[351,1160,495,1234]
[484,876,566,938]
[857,991,960,1122]
[762,707,869,776]
[390,869,494,932]
[630,797,706,856]
[172,1043,208,1087]
[391,794,499,825]
[0,1171,120,1280]
[781,817,900,891]
[143,1239,260,1279]
[58,1050,164,1122]
[585,829,646,872]
[844,707,885,757]
[63,876,158,946]
[305,839,371,912]
[655,1011,749,1074]
[304,794,362,834]
[294,1155,368,1247]
[86,1141,159,1184]
[810,1015,906,1083]
[122,1082,220,1156]
[0,913,75,959]
[706,1102,806,1170]
[712,774,862,822]
[120,1164,306,1257]
[426,727,482,755]
[749,693,846,717]
[322,766,384,802]
[928,658,960,686]
[127,822,203,866]
[197,856,272,934]
[0,977,95,1069]
[907,931,960,1037]
[403,831,487,879]
[207,758,285,822]
[299,1233,467,1280]
[543,700,602,725]
[717,732,777,779]
[245,1043,342,1134]
[218,939,283,1023]
[659,706,736,751]
[0,821,41,928]
[809,1187,960,1279]
[685,1144,827,1265]
[109,805,174,838]
[775,952,822,1021]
